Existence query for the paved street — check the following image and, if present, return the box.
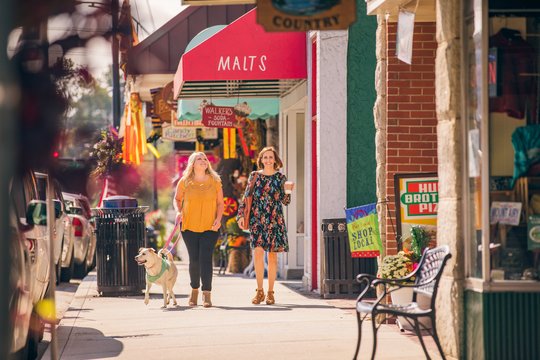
[41,261,439,360]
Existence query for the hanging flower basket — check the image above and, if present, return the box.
[90,129,123,178]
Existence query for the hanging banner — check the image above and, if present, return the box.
[256,0,356,32]
[394,173,438,245]
[345,203,383,258]
[396,9,415,64]
[202,105,237,128]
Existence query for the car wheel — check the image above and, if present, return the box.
[14,312,41,360]
[90,250,96,270]
[74,249,88,279]
[55,257,62,285]
[61,251,74,282]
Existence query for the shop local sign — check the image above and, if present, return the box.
[345,203,383,258]
[202,105,236,128]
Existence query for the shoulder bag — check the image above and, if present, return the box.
[240,171,258,229]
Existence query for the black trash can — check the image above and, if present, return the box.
[321,218,377,298]
[93,205,148,296]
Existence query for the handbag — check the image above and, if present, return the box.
[240,171,258,229]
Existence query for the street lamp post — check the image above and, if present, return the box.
[111,0,121,129]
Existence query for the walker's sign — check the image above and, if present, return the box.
[202,106,236,128]
[256,0,357,32]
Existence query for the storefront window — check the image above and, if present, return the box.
[464,0,485,278]
[465,0,540,285]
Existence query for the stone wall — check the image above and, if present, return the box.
[435,0,464,358]
[374,15,387,257]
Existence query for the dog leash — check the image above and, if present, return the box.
[161,220,182,256]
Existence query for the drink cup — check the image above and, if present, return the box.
[284,181,294,194]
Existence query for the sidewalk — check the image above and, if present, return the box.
[45,262,438,359]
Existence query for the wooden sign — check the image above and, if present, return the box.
[150,82,174,123]
[202,105,237,128]
[256,0,356,32]
[162,125,197,142]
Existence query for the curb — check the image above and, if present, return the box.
[43,272,98,359]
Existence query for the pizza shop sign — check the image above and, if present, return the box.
[400,181,439,216]
[394,173,438,242]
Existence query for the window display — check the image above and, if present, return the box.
[465,0,540,285]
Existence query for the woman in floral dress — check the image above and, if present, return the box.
[237,147,294,305]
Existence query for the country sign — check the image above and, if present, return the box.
[256,0,357,32]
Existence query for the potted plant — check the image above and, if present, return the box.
[379,225,435,330]
[378,251,415,305]
[379,251,427,330]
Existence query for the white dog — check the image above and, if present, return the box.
[135,248,178,308]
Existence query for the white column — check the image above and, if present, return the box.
[317,30,349,291]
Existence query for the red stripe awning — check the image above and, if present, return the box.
[174,8,307,99]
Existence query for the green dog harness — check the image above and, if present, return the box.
[146,257,170,283]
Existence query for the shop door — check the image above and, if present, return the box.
[282,111,305,279]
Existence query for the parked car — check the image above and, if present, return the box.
[35,172,73,282]
[62,192,97,278]
[8,199,34,358]
[9,169,48,359]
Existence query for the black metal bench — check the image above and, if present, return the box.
[353,245,452,360]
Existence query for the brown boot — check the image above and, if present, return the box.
[202,291,212,308]
[189,288,199,306]
[266,291,275,305]
[252,289,265,304]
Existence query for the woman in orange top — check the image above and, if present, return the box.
[174,152,223,307]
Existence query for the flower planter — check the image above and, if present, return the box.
[390,287,432,331]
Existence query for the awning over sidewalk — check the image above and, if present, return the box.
[173,9,307,99]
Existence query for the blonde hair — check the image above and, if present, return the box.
[181,152,221,182]
[257,146,283,170]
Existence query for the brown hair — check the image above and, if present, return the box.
[256,146,283,170]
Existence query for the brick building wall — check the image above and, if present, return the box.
[385,22,438,255]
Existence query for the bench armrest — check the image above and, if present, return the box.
[356,273,377,283]
[355,273,378,302]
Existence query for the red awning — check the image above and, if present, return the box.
[174,8,307,99]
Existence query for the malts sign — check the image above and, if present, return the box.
[394,173,438,243]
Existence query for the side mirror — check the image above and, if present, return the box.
[26,200,47,226]
[54,199,62,219]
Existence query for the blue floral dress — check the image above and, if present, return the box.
[237,171,291,252]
